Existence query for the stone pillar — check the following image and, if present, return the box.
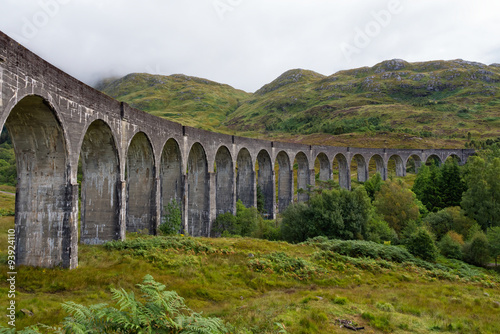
[65,183,79,269]
[118,180,127,241]
[207,171,217,236]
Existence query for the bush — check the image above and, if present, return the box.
[280,187,372,243]
[211,200,260,237]
[366,217,397,244]
[463,231,490,266]
[406,228,439,262]
[212,212,237,237]
[158,198,182,235]
[438,232,463,260]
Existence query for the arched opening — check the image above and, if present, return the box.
[215,146,234,215]
[426,154,442,166]
[406,154,422,174]
[351,154,368,183]
[368,154,385,180]
[5,95,74,268]
[236,148,254,208]
[160,138,183,225]
[315,153,331,182]
[294,152,310,202]
[256,150,273,219]
[445,154,462,164]
[187,142,209,236]
[126,132,155,234]
[387,155,405,178]
[80,120,120,244]
[276,151,292,212]
[333,153,349,189]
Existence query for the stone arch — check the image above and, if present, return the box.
[445,154,462,164]
[160,138,183,224]
[276,151,292,212]
[351,154,368,182]
[187,142,209,236]
[387,154,405,178]
[126,132,155,234]
[368,154,385,180]
[4,95,75,268]
[315,152,331,181]
[406,154,422,173]
[256,149,274,219]
[236,148,255,208]
[79,119,120,244]
[333,153,350,189]
[295,151,310,202]
[426,154,442,166]
[215,146,234,215]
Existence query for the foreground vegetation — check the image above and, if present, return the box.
[0,225,499,333]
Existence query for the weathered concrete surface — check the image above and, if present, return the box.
[0,31,475,268]
[126,132,155,234]
[80,120,120,244]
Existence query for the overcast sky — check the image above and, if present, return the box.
[1,0,500,92]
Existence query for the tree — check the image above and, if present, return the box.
[462,231,490,266]
[412,159,467,213]
[461,155,500,230]
[487,226,500,266]
[280,187,372,243]
[364,172,383,201]
[424,206,475,241]
[406,227,439,262]
[439,159,466,208]
[373,179,420,235]
[438,231,463,260]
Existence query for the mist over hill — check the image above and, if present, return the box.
[97,59,500,148]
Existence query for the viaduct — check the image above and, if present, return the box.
[0,31,475,269]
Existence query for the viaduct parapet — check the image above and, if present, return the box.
[0,31,475,268]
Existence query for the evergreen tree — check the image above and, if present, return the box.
[439,159,466,208]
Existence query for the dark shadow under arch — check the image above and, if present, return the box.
[187,142,209,236]
[80,119,120,244]
[126,132,155,234]
[6,95,74,268]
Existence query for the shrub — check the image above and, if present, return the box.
[211,200,260,237]
[406,228,439,262]
[463,231,490,266]
[158,198,182,235]
[438,232,463,260]
[212,212,238,236]
[366,217,397,244]
[280,187,372,243]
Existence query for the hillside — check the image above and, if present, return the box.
[98,59,500,148]
[97,73,250,132]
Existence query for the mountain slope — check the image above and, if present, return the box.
[97,59,500,148]
[225,59,500,148]
[97,73,250,132]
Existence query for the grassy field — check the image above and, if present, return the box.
[1,212,499,333]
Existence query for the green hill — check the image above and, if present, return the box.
[97,73,250,132]
[98,59,500,148]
